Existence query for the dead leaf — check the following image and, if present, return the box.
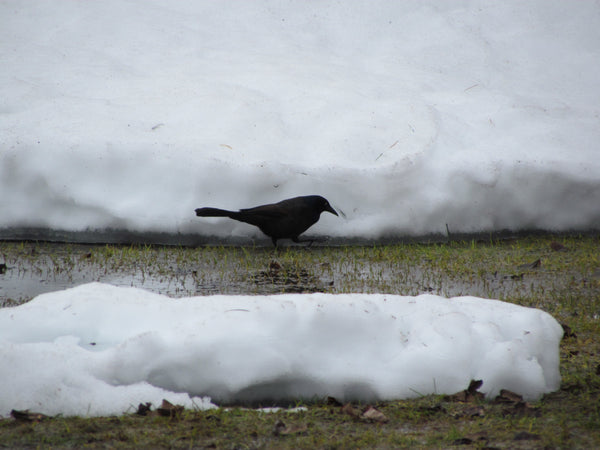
[467,379,483,393]
[494,389,523,404]
[136,402,152,416]
[11,409,50,422]
[445,379,485,402]
[341,404,389,423]
[157,399,184,418]
[494,390,540,417]
[361,405,388,423]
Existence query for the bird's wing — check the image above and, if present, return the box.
[239,204,288,218]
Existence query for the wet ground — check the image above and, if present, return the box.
[2,237,599,450]
[1,237,599,317]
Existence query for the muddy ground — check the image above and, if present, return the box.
[0,235,599,448]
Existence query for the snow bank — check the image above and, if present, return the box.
[1,1,599,241]
[0,283,563,416]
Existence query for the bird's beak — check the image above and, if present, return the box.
[326,203,338,216]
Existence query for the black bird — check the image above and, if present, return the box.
[195,195,338,246]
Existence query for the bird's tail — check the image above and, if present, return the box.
[195,207,238,218]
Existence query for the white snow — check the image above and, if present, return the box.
[0,0,586,418]
[1,1,599,241]
[0,283,563,417]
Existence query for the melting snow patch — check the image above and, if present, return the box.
[0,283,562,417]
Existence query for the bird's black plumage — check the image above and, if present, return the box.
[195,195,338,245]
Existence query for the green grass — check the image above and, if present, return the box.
[0,235,599,448]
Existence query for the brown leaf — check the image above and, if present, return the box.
[11,409,50,422]
[361,405,388,423]
[445,379,485,402]
[494,389,523,404]
[136,402,152,416]
[341,404,389,423]
[495,390,540,417]
[467,379,483,393]
[156,399,184,418]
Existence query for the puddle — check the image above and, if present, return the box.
[0,243,337,305]
[0,240,597,313]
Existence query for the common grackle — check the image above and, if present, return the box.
[195,195,338,246]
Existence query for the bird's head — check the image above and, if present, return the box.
[316,196,338,216]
